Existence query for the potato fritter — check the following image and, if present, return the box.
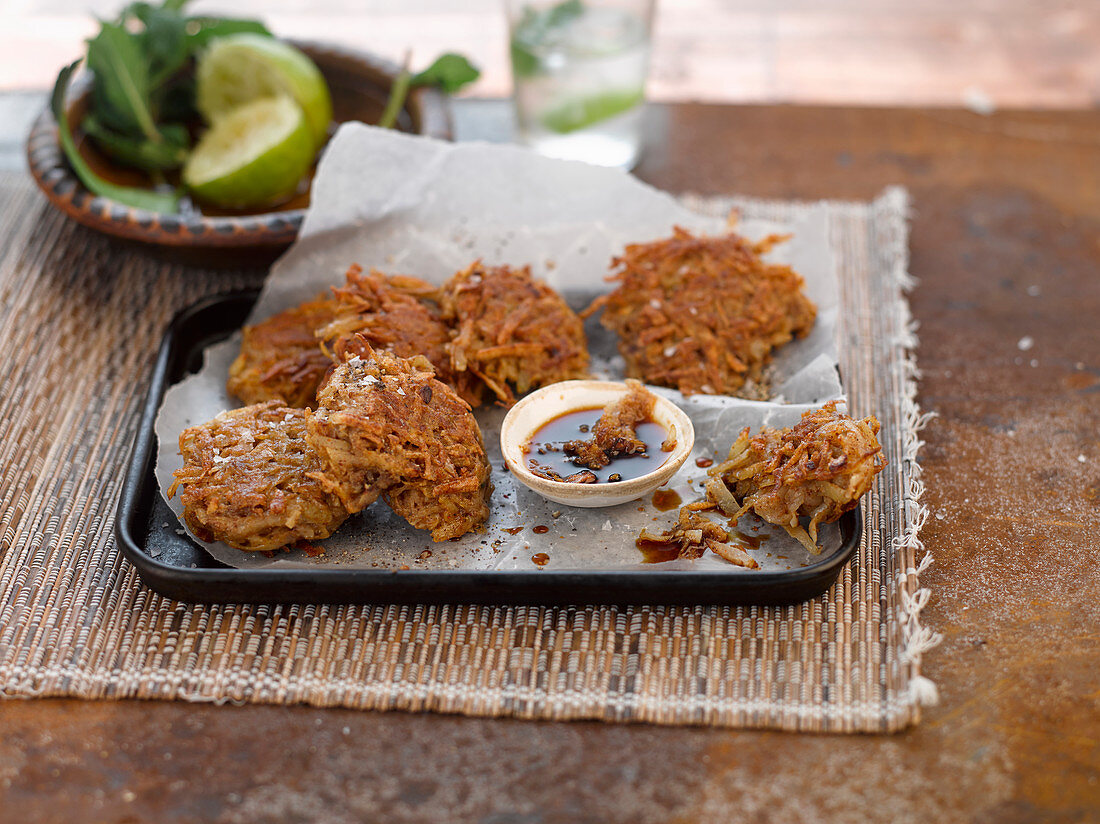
[307,344,492,541]
[316,264,485,405]
[584,227,816,397]
[564,379,657,469]
[227,293,342,408]
[168,402,350,552]
[705,401,885,553]
[440,262,589,406]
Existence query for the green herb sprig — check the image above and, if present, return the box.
[510,0,583,78]
[51,0,269,212]
[378,53,481,130]
[51,60,181,212]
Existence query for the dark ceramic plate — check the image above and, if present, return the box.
[114,292,863,606]
[26,40,451,255]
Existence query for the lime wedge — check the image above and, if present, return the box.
[196,34,332,149]
[183,96,314,209]
[541,87,644,134]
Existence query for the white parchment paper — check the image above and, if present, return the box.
[155,124,845,572]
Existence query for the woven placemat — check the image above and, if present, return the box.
[0,172,937,731]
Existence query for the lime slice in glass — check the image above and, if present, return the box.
[196,34,332,149]
[183,96,314,209]
[540,87,644,134]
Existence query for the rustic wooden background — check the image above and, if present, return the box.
[2,0,1098,107]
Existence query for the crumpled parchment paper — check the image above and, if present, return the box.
[155,124,846,572]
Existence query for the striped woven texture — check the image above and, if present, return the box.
[0,172,933,731]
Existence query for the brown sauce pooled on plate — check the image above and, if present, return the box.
[695,457,714,468]
[733,530,766,549]
[524,407,669,484]
[636,537,681,564]
[651,488,682,511]
[637,528,765,564]
[532,525,550,534]
[531,552,550,567]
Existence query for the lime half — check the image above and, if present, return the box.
[183,96,314,209]
[196,34,333,149]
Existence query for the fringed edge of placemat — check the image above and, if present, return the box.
[874,186,942,720]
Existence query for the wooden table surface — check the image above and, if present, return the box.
[1,100,1098,823]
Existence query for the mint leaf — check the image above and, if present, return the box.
[379,52,480,130]
[184,17,271,49]
[510,43,540,79]
[82,114,189,171]
[129,2,191,89]
[544,0,584,28]
[85,21,159,141]
[510,0,584,77]
[411,53,480,94]
[51,61,181,213]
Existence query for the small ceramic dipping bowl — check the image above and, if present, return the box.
[500,380,695,508]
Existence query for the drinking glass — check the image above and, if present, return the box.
[506,0,655,170]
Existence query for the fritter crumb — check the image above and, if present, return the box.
[168,402,349,552]
[440,261,589,406]
[584,227,816,396]
[564,379,657,469]
[638,507,759,568]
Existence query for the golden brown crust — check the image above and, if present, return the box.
[584,227,816,397]
[307,343,492,541]
[706,400,886,552]
[227,294,342,407]
[440,262,589,406]
[168,402,350,552]
[316,264,486,405]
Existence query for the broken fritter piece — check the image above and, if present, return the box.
[227,293,343,407]
[584,227,816,398]
[440,261,589,406]
[638,507,760,569]
[168,401,350,552]
[317,264,483,405]
[564,379,657,469]
[706,401,886,553]
[307,343,492,541]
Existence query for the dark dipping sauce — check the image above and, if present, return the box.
[523,407,670,484]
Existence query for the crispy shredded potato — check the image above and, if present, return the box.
[440,261,589,406]
[227,293,342,408]
[169,402,349,552]
[317,264,484,406]
[584,227,816,397]
[707,401,886,553]
[307,343,492,541]
[639,507,760,569]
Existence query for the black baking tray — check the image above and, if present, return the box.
[115,291,862,606]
